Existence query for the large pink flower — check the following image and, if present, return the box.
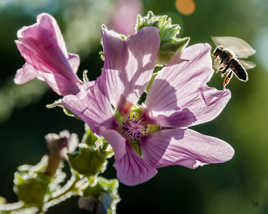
[15,13,82,96]
[62,27,234,186]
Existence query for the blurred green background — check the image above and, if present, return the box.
[0,0,268,213]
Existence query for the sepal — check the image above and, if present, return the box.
[82,125,113,158]
[46,99,80,119]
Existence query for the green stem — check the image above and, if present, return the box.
[50,175,78,201]
[0,201,24,212]
[43,174,88,211]
[0,175,87,213]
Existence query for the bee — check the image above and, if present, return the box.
[211,36,256,88]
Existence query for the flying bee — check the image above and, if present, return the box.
[211,36,256,88]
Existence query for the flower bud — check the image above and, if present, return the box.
[45,130,78,177]
[14,157,50,207]
[78,177,120,214]
[68,145,107,176]
[136,11,190,65]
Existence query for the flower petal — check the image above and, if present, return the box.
[108,0,142,36]
[62,84,114,133]
[183,86,231,126]
[16,13,80,95]
[68,53,80,73]
[99,128,126,160]
[41,72,79,96]
[123,27,160,104]
[100,28,127,108]
[150,108,197,128]
[114,144,157,186]
[14,63,37,84]
[141,129,184,167]
[17,13,68,58]
[145,43,214,113]
[142,128,234,169]
[147,86,231,127]
[96,68,124,109]
[100,26,160,108]
[145,43,231,126]
[14,61,77,96]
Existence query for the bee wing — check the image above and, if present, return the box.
[211,36,256,58]
[239,60,256,70]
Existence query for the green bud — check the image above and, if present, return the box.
[14,171,50,207]
[136,11,190,65]
[12,156,67,208]
[68,145,107,176]
[79,177,120,214]
[99,51,105,61]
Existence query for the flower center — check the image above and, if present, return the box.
[121,120,146,141]
[115,105,161,156]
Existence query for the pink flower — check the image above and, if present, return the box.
[108,0,142,36]
[62,27,234,186]
[15,13,82,96]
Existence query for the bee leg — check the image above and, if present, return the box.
[223,71,233,88]
[219,66,225,72]
[221,62,230,77]
[213,57,221,73]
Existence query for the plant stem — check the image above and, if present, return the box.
[0,201,24,212]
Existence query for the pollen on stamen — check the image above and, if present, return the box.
[121,120,146,141]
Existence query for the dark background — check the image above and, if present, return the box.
[0,0,268,213]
